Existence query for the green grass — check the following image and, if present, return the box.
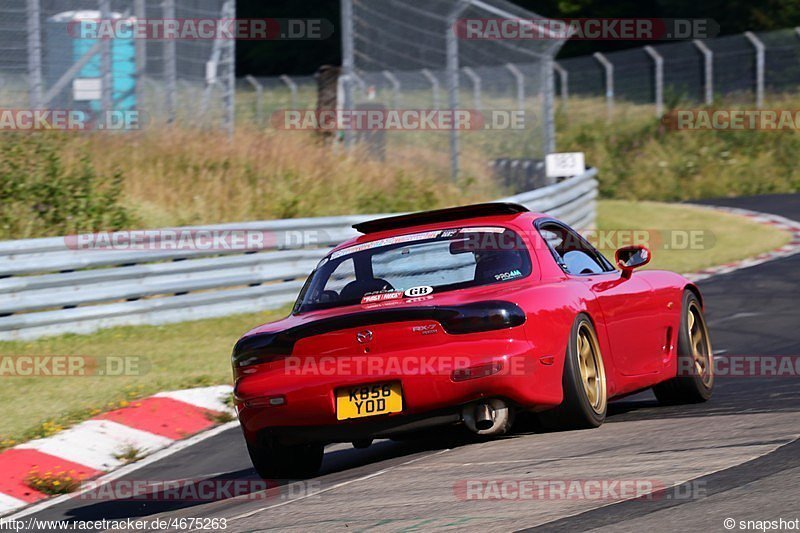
[597,201,791,273]
[0,200,791,449]
[0,308,288,450]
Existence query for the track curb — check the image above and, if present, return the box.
[682,204,800,282]
[0,385,233,516]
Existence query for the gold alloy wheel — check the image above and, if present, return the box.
[577,321,607,414]
[687,301,714,388]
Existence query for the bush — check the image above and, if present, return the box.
[0,134,135,239]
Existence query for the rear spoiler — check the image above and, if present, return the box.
[352,202,529,234]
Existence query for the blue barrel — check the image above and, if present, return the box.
[44,10,137,113]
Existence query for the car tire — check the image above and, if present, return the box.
[247,438,324,480]
[539,314,607,430]
[653,291,714,405]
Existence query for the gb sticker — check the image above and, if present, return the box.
[404,286,434,298]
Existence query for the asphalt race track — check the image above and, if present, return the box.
[17,194,800,532]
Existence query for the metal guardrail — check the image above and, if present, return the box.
[0,168,598,340]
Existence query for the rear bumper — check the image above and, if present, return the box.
[234,340,563,444]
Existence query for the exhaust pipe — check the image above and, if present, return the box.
[462,399,512,436]
[475,403,494,431]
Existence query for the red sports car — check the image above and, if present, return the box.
[232,203,714,479]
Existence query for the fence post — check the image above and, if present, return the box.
[280,75,298,109]
[744,31,765,109]
[163,0,177,123]
[99,0,113,115]
[462,67,481,110]
[446,2,469,182]
[421,69,441,110]
[505,63,525,112]
[593,52,614,120]
[693,40,713,105]
[222,0,235,138]
[552,62,568,105]
[383,71,401,109]
[341,0,355,148]
[25,0,43,108]
[643,46,663,116]
[134,0,146,113]
[542,55,555,155]
[245,75,264,124]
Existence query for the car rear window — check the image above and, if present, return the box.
[294,226,532,313]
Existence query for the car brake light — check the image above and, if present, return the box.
[439,301,525,334]
[232,332,291,369]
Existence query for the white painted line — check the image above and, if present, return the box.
[4,421,240,520]
[0,493,27,515]
[16,420,173,471]
[154,385,233,414]
[229,448,451,521]
[530,436,799,530]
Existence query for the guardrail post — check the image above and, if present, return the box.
[643,46,664,116]
[593,52,614,120]
[421,69,441,110]
[462,67,481,110]
[744,31,765,109]
[280,75,298,109]
[693,40,713,105]
[553,62,568,105]
[26,0,43,108]
[505,63,525,112]
[245,75,264,124]
[382,71,401,108]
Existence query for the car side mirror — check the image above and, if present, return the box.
[615,245,651,278]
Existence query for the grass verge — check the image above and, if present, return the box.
[0,200,791,448]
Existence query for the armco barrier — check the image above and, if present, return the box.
[0,169,598,340]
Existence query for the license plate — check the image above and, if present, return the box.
[336,382,403,420]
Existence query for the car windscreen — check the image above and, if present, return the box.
[294,226,532,313]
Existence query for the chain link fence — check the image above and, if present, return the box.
[234,8,800,189]
[556,28,800,118]
[342,0,566,182]
[0,0,235,132]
